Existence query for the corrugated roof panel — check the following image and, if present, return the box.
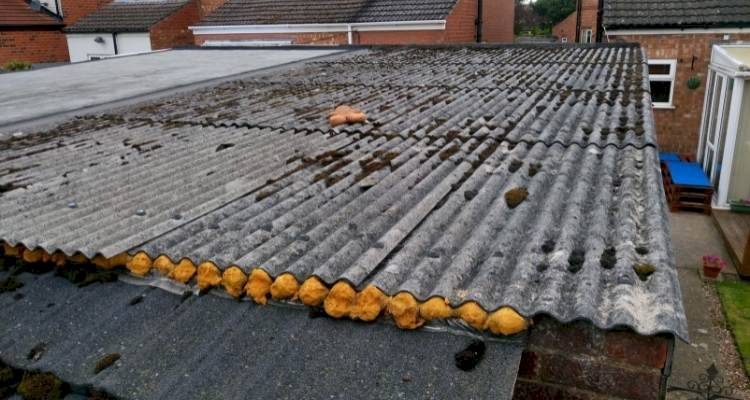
[0,46,687,340]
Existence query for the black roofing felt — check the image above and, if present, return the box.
[199,0,459,26]
[0,46,687,341]
[603,0,750,29]
[64,0,191,33]
[0,271,523,400]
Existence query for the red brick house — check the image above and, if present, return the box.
[64,0,210,62]
[554,0,750,160]
[0,0,108,65]
[191,0,515,46]
[552,0,599,44]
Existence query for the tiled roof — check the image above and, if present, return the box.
[0,0,62,27]
[199,0,459,25]
[64,0,190,33]
[0,46,687,340]
[0,271,523,400]
[603,0,750,29]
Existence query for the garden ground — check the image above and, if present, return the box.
[668,212,750,399]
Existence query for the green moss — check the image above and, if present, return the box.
[2,60,32,72]
[504,187,529,209]
[0,366,18,398]
[716,282,750,378]
[94,353,121,374]
[17,372,64,400]
[633,263,655,281]
[0,276,23,293]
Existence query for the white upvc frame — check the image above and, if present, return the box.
[696,66,746,208]
[647,59,677,108]
[580,28,592,43]
[190,20,447,35]
[716,78,745,207]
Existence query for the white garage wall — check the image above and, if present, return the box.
[67,34,115,63]
[66,33,152,63]
[117,33,153,55]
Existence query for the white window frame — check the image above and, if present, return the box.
[648,59,677,108]
[580,29,592,43]
[561,37,568,43]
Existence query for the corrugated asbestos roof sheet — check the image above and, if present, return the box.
[0,271,524,399]
[64,0,190,33]
[0,46,687,340]
[199,0,459,26]
[0,0,62,27]
[603,0,750,29]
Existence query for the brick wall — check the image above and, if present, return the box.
[357,30,445,45]
[445,0,478,43]
[197,0,228,18]
[553,0,599,43]
[514,316,673,400]
[61,0,110,25]
[0,29,69,64]
[482,0,515,43]
[150,0,201,49]
[612,33,750,156]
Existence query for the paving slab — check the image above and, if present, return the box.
[667,211,750,399]
[0,48,342,129]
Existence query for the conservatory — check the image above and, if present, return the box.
[698,43,750,208]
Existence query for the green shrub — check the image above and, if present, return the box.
[17,372,63,400]
[2,60,32,72]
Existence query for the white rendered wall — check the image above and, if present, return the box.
[66,33,151,63]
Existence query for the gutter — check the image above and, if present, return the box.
[189,20,447,35]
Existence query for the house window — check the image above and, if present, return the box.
[561,37,568,44]
[580,29,592,43]
[648,59,677,108]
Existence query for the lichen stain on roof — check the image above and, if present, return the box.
[0,46,687,340]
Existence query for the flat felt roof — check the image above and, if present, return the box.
[0,270,524,400]
[0,46,687,340]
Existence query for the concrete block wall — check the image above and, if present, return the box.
[514,316,672,400]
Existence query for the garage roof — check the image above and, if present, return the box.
[64,0,191,33]
[0,270,524,399]
[0,45,687,341]
[199,0,459,26]
[0,0,62,27]
[604,0,750,29]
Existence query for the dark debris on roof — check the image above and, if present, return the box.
[0,46,687,340]
[604,0,750,29]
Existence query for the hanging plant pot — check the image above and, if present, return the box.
[687,75,701,90]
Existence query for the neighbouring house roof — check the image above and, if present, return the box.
[0,45,688,341]
[0,0,62,27]
[604,0,750,29]
[64,0,190,33]
[0,270,524,399]
[199,0,459,26]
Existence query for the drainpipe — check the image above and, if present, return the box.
[112,32,118,55]
[347,24,353,45]
[476,0,483,43]
[596,0,604,42]
[574,0,582,43]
